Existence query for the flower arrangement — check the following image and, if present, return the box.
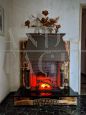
[25,10,61,33]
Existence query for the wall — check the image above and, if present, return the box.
[0,0,10,102]
[80,0,86,4]
[9,0,80,93]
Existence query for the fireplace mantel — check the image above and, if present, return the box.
[26,33,69,61]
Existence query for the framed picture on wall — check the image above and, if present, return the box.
[0,6,4,35]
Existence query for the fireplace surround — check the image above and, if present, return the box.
[14,33,78,106]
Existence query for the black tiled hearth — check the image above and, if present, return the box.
[0,93,86,115]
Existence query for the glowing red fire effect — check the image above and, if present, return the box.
[29,74,53,90]
[23,63,61,91]
[39,83,52,90]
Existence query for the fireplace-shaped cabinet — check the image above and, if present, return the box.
[14,33,78,106]
[20,33,70,94]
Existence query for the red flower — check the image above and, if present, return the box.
[25,20,30,28]
[56,24,61,29]
[42,10,49,16]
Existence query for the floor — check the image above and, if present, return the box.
[0,93,86,115]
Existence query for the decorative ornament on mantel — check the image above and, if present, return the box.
[24,10,61,33]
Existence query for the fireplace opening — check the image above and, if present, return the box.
[23,62,68,92]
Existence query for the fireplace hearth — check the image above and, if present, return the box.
[14,33,78,106]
